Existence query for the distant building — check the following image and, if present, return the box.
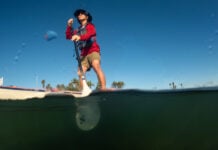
[0,77,3,86]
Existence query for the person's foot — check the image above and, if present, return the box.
[97,88,116,92]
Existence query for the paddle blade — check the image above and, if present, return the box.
[73,78,92,98]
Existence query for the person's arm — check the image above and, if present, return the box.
[65,18,74,40]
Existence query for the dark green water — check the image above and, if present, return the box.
[0,89,218,150]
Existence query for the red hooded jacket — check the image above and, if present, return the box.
[65,23,100,56]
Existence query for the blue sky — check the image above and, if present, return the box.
[1,0,218,89]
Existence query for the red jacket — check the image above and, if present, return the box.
[65,23,100,56]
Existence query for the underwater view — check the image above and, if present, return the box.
[0,89,218,150]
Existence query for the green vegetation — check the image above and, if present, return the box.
[169,82,183,89]
[111,81,125,89]
[41,79,187,91]
[41,79,125,91]
[41,80,45,89]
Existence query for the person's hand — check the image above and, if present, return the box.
[67,18,73,26]
[71,35,81,41]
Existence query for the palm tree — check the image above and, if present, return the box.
[87,80,94,89]
[117,81,125,89]
[72,78,80,90]
[111,81,125,89]
[95,81,101,90]
[111,81,117,88]
[67,81,74,91]
[169,82,176,89]
[46,83,52,91]
[57,84,65,91]
[41,80,45,89]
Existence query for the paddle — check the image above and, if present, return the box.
[73,41,92,97]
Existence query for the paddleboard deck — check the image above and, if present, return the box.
[0,86,88,100]
[0,85,121,100]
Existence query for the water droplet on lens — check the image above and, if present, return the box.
[14,56,19,63]
[21,42,26,48]
[209,38,214,42]
[208,45,213,49]
[210,13,215,18]
[17,49,22,55]
[44,30,58,41]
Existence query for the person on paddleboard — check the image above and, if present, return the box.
[66,9,106,90]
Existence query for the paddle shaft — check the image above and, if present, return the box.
[74,42,84,75]
[73,41,91,95]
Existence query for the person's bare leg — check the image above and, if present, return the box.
[91,59,106,90]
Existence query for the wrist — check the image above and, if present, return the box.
[67,23,72,27]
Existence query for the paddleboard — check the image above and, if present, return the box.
[0,86,89,100]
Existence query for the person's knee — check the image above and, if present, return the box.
[92,60,101,70]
